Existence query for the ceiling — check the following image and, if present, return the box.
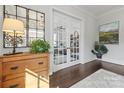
[77,5,124,16]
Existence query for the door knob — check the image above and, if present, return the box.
[67,47,71,49]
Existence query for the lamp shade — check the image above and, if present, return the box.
[2,18,24,33]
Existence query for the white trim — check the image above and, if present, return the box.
[49,7,55,75]
[51,7,83,73]
[52,6,84,22]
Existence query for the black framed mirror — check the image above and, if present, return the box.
[3,5,45,48]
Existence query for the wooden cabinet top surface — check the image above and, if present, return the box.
[0,52,49,58]
[0,52,49,63]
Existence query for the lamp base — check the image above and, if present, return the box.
[3,52,23,56]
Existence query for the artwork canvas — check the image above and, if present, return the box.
[99,21,119,44]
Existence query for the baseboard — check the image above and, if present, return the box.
[100,60,124,76]
[100,59,124,66]
[84,59,124,76]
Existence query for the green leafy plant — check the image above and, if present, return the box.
[30,39,50,53]
[91,41,108,59]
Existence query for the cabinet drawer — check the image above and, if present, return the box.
[0,82,1,88]
[3,58,48,76]
[26,58,48,70]
[3,61,25,76]
[0,62,2,81]
[3,77,25,88]
[3,68,48,81]
[3,70,49,88]
[3,73,25,81]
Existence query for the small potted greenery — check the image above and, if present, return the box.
[30,39,50,53]
[91,41,108,59]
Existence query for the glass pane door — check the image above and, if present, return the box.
[53,26,67,65]
[70,31,80,62]
[53,10,81,71]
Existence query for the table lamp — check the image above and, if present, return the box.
[2,18,24,55]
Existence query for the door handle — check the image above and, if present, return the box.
[67,47,72,49]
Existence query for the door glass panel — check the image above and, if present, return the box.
[70,31,80,62]
[53,25,67,65]
[53,11,80,68]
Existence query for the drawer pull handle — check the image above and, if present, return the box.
[9,84,19,88]
[10,66,18,70]
[38,62,43,64]
[41,75,44,77]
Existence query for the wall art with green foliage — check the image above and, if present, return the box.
[99,21,119,44]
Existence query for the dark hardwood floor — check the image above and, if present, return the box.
[50,60,124,88]
[50,60,101,88]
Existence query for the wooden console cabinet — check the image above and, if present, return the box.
[0,60,2,88]
[0,53,49,88]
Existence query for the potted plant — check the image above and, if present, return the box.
[30,39,50,53]
[91,41,108,59]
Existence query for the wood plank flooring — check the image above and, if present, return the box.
[50,60,101,88]
[50,60,124,88]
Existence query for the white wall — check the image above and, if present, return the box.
[0,5,97,73]
[97,7,124,65]
[25,6,97,72]
[83,16,97,62]
[51,6,97,63]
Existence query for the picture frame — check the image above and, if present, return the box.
[99,21,119,44]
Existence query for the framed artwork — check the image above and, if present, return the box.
[99,21,119,44]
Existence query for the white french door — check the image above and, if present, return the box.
[53,10,81,72]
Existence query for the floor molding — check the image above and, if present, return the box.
[101,60,124,76]
[50,60,124,88]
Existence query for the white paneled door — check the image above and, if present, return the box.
[53,10,81,72]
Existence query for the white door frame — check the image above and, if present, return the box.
[51,7,83,73]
